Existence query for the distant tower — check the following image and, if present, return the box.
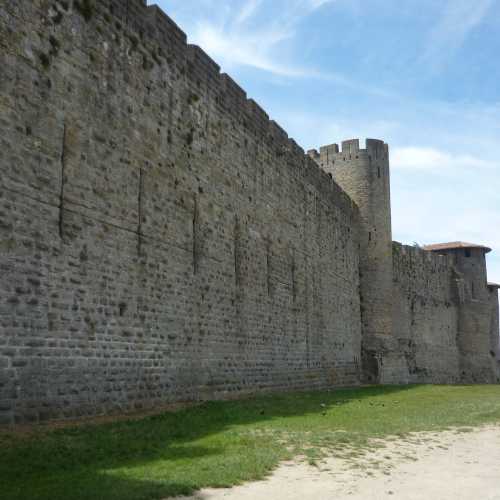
[309,139,405,383]
[424,242,498,382]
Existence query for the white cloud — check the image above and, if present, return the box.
[235,0,263,25]
[188,0,349,80]
[392,193,500,282]
[193,21,391,92]
[392,147,496,171]
[192,21,304,77]
[188,0,308,77]
[422,0,494,69]
[307,0,336,8]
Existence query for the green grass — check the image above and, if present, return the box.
[1,385,500,500]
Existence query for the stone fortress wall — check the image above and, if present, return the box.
[0,0,498,425]
[309,139,406,384]
[391,243,460,384]
[0,0,362,425]
[310,140,499,386]
[392,243,499,383]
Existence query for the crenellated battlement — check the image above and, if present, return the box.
[308,139,389,166]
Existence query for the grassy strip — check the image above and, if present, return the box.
[1,385,500,500]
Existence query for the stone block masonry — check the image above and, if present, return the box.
[0,0,362,424]
[309,139,499,387]
[392,243,460,383]
[310,140,402,384]
[0,0,498,425]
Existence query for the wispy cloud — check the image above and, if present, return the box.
[189,0,308,77]
[392,147,496,171]
[190,0,387,95]
[235,0,263,25]
[421,0,494,69]
[193,21,393,93]
[307,0,336,8]
[192,21,303,77]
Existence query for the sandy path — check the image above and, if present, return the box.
[178,426,500,500]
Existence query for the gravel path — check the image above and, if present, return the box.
[177,426,500,500]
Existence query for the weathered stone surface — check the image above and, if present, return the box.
[392,243,460,383]
[0,0,362,424]
[0,0,498,425]
[313,140,402,384]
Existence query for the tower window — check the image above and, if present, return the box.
[465,250,471,258]
[377,167,381,178]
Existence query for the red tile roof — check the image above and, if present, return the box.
[423,241,492,254]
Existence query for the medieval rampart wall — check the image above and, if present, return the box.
[392,243,460,383]
[0,0,361,424]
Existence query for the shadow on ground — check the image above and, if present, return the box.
[0,385,480,500]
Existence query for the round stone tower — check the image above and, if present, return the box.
[309,139,407,383]
[424,242,498,383]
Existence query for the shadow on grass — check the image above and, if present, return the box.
[0,385,458,500]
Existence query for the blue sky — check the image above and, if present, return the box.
[151,0,500,283]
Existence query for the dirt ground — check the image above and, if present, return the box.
[178,426,500,500]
